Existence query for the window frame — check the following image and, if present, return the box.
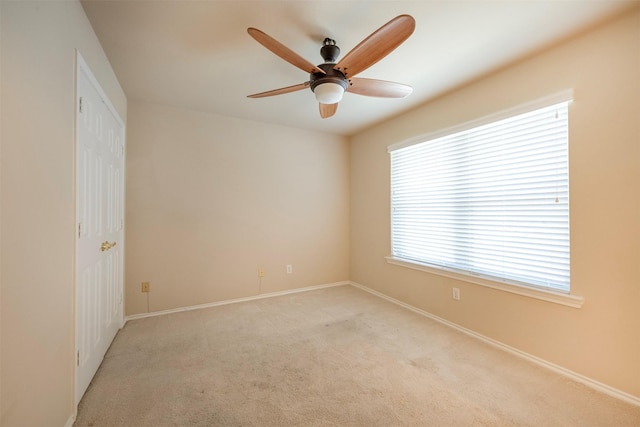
[386,90,584,308]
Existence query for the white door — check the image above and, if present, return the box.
[75,53,125,405]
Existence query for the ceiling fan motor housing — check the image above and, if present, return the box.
[320,38,340,63]
[310,62,348,94]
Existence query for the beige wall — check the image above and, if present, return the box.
[125,102,349,315]
[350,8,640,398]
[0,1,126,425]
[1,2,637,425]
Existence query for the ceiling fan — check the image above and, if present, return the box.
[246,15,416,119]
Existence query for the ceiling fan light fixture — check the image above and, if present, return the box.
[313,82,345,104]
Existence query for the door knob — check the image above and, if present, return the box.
[100,241,117,251]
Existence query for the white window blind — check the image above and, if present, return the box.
[390,100,570,292]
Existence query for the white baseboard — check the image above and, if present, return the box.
[121,279,638,406]
[349,281,640,407]
[125,281,350,322]
[64,414,75,427]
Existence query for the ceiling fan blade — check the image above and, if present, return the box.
[319,103,338,119]
[347,77,412,98]
[247,82,310,98]
[248,28,326,75]
[333,15,415,78]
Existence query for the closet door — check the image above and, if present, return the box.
[75,54,125,405]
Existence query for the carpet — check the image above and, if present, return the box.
[74,285,640,426]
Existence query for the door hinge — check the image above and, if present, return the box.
[79,97,83,113]
[77,351,80,366]
[78,222,83,238]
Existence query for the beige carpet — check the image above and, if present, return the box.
[74,285,640,426]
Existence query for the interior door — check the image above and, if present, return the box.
[75,53,125,405]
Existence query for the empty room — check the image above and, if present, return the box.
[1,0,639,426]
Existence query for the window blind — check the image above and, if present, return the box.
[390,101,570,292]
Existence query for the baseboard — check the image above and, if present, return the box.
[348,281,640,407]
[64,414,75,427]
[121,279,639,406]
[125,281,350,322]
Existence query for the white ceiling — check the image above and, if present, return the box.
[81,0,636,136]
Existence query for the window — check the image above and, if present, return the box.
[389,94,571,293]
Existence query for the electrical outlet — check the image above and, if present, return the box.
[286,264,293,274]
[452,287,460,300]
[141,282,150,293]
[258,268,265,278]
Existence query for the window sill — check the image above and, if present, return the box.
[385,256,585,309]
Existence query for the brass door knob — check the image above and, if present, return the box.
[100,241,117,252]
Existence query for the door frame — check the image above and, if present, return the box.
[74,50,126,407]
